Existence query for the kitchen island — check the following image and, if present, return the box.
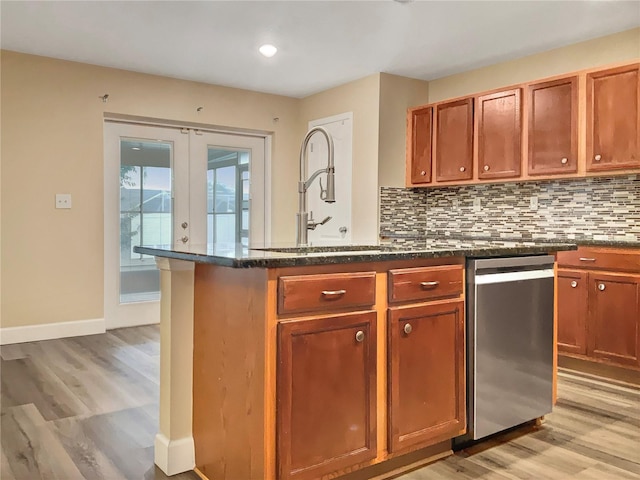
[135,239,575,480]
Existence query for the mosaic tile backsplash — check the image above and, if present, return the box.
[380,175,640,242]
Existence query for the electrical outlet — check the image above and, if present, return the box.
[530,196,538,211]
[55,194,72,209]
[473,198,481,211]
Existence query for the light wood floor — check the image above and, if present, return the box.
[1,326,639,480]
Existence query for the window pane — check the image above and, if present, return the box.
[119,139,172,303]
[215,214,236,243]
[207,170,215,214]
[215,166,236,213]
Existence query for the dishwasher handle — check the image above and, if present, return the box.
[475,268,555,285]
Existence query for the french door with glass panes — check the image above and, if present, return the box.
[104,122,267,329]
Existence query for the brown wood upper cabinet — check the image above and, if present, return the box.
[436,98,473,182]
[277,312,377,480]
[409,106,433,184]
[587,64,640,171]
[528,76,578,175]
[477,88,522,179]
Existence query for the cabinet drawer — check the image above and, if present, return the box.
[388,265,463,303]
[557,247,640,273]
[278,272,376,315]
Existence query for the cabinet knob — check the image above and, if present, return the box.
[420,170,426,176]
[570,281,578,288]
[403,323,412,335]
[594,154,602,161]
[561,158,568,165]
[483,165,490,171]
[355,330,365,343]
[459,166,466,172]
[598,283,606,291]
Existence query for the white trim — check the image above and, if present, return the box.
[0,318,106,345]
[264,134,273,243]
[154,434,195,476]
[309,111,353,128]
[476,269,555,285]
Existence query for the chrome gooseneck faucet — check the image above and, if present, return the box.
[296,126,335,246]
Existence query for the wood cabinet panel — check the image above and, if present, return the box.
[527,77,578,175]
[388,265,463,304]
[557,247,640,273]
[557,270,588,356]
[388,301,465,453]
[477,88,522,179]
[410,106,433,184]
[587,64,640,171]
[277,312,377,480]
[278,271,376,315]
[436,98,473,182]
[588,273,640,368]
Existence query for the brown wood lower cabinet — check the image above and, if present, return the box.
[388,301,466,453]
[277,312,377,480]
[557,247,640,372]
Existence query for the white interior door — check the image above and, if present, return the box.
[307,113,353,244]
[104,122,190,329]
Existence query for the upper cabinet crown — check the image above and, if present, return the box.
[587,64,640,171]
[406,61,640,188]
[527,77,578,175]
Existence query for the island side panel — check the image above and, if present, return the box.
[193,264,269,480]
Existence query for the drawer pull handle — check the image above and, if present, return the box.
[598,283,606,291]
[579,257,596,262]
[355,330,365,343]
[570,281,578,288]
[404,323,413,335]
[420,281,440,289]
[321,289,346,299]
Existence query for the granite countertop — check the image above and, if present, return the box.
[134,238,577,268]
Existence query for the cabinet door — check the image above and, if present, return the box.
[409,106,433,184]
[528,77,578,175]
[587,64,640,171]
[388,301,465,453]
[477,88,522,179]
[557,269,588,356]
[436,98,473,182]
[588,273,640,368]
[277,312,377,480]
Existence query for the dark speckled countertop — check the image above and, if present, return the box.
[134,238,577,268]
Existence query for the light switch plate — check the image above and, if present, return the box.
[530,196,538,211]
[56,194,72,209]
[473,198,481,211]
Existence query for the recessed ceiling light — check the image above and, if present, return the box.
[132,147,141,151]
[259,44,278,58]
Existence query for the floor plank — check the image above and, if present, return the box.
[1,327,638,480]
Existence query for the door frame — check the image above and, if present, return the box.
[104,118,272,330]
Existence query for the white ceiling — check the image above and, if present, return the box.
[2,1,639,98]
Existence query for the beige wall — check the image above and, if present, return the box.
[299,74,381,243]
[429,28,640,103]
[0,50,299,328]
[378,73,429,187]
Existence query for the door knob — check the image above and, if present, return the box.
[339,226,348,234]
[180,236,189,243]
[181,222,188,229]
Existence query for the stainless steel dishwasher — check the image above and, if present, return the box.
[456,255,555,445]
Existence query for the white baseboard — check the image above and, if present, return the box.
[0,318,106,345]
[154,433,195,476]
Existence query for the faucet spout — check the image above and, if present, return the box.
[296,126,335,246]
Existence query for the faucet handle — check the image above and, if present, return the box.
[319,178,327,200]
[319,216,332,226]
